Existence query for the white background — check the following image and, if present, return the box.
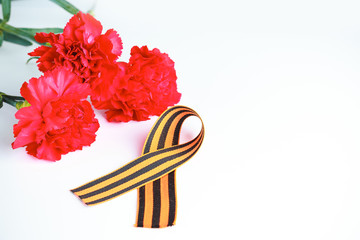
[1,0,360,239]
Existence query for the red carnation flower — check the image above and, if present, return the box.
[29,12,123,83]
[91,46,181,122]
[90,62,127,109]
[12,67,100,161]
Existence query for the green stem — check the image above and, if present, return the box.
[0,92,26,109]
[2,95,17,108]
[4,94,25,101]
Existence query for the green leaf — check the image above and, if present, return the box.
[26,56,40,64]
[19,27,63,36]
[50,0,80,15]
[0,30,3,47]
[3,31,32,46]
[0,22,36,42]
[1,0,11,22]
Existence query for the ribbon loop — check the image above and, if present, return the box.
[71,106,204,228]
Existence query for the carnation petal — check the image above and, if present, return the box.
[90,62,127,107]
[63,12,102,44]
[104,29,123,56]
[35,140,62,161]
[12,120,42,149]
[28,45,49,57]
[33,32,58,44]
[20,80,45,108]
[47,67,90,98]
[105,109,134,122]
[21,68,89,108]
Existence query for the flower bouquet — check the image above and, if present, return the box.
[0,0,204,229]
[1,3,181,161]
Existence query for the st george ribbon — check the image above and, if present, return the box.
[71,106,205,228]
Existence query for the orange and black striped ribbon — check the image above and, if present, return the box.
[71,106,204,228]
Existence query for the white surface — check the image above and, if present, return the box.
[1,0,360,239]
